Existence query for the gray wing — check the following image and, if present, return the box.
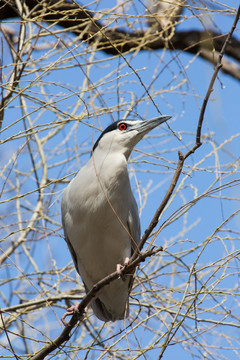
[61,195,79,274]
[127,195,141,254]
[64,233,79,274]
[127,196,141,293]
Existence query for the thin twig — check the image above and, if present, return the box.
[0,312,19,360]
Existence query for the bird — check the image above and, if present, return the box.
[61,115,171,322]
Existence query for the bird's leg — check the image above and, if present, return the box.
[124,257,130,266]
[61,302,84,326]
[116,257,130,279]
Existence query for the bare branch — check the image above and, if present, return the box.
[1,0,240,80]
[30,247,160,360]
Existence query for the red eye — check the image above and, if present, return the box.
[118,123,127,131]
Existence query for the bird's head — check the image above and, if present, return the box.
[92,115,171,159]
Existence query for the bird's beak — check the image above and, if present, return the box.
[133,115,171,136]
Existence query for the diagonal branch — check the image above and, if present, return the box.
[30,247,159,360]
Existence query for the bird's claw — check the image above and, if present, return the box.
[117,257,130,280]
[61,302,84,326]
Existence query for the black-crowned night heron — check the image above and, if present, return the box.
[61,115,171,322]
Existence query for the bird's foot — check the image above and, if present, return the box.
[116,257,130,280]
[61,302,84,326]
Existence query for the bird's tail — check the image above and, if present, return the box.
[91,296,129,322]
[84,282,129,322]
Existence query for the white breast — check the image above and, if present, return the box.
[61,152,139,320]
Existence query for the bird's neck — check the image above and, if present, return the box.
[90,151,130,186]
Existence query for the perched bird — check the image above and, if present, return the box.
[61,115,171,322]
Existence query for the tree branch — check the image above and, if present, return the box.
[1,0,240,80]
[30,247,160,360]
